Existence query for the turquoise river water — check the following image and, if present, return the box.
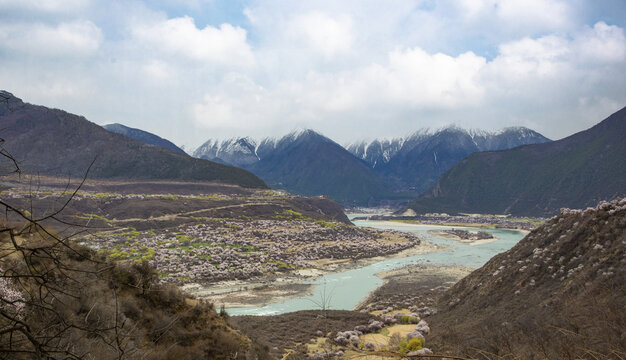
[226,218,525,316]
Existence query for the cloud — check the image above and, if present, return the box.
[0,0,90,13]
[495,0,572,30]
[0,20,102,57]
[287,11,353,59]
[1,1,625,148]
[142,60,173,82]
[575,22,626,63]
[131,16,254,67]
[487,21,626,84]
[191,74,290,133]
[189,19,626,142]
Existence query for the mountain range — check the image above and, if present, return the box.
[196,130,394,205]
[0,91,266,188]
[103,123,187,155]
[193,127,550,205]
[347,126,550,193]
[408,107,626,216]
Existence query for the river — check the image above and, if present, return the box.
[225,218,525,316]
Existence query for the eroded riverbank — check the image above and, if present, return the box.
[215,220,527,315]
[186,239,445,308]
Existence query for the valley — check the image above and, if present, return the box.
[0,176,423,288]
[0,91,624,359]
[2,0,626,358]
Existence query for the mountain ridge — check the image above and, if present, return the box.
[194,125,551,205]
[0,91,267,188]
[347,125,551,193]
[196,129,396,206]
[408,106,626,216]
[103,123,187,155]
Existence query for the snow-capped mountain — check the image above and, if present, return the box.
[347,126,549,170]
[193,129,391,205]
[346,138,405,169]
[193,126,550,204]
[193,137,260,167]
[346,126,550,193]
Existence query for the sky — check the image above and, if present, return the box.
[1,0,625,151]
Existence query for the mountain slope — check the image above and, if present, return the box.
[193,137,259,167]
[248,130,394,206]
[103,123,187,154]
[348,127,550,193]
[409,108,626,216]
[430,198,625,358]
[0,91,267,188]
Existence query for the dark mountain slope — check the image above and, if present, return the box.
[249,130,395,206]
[430,198,626,358]
[379,127,483,192]
[409,107,626,216]
[372,126,550,193]
[0,91,266,188]
[103,123,187,154]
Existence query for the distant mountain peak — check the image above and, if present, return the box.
[346,125,551,193]
[103,123,187,155]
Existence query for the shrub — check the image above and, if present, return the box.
[398,337,424,354]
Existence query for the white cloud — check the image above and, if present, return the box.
[496,0,572,30]
[487,21,626,84]
[142,60,173,82]
[0,0,90,13]
[131,16,255,67]
[287,11,353,59]
[491,35,571,79]
[191,74,286,131]
[575,22,626,63]
[0,20,102,56]
[1,1,625,147]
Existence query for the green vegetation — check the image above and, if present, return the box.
[160,194,179,200]
[398,337,424,354]
[314,219,341,228]
[175,234,196,243]
[92,192,122,198]
[268,260,296,270]
[75,213,111,222]
[274,210,342,227]
[399,315,419,324]
[102,246,155,262]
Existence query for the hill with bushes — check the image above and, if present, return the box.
[429,198,625,358]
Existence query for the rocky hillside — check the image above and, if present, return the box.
[103,123,187,155]
[0,91,266,188]
[430,198,626,359]
[409,107,626,216]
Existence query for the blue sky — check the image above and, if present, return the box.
[1,0,625,150]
